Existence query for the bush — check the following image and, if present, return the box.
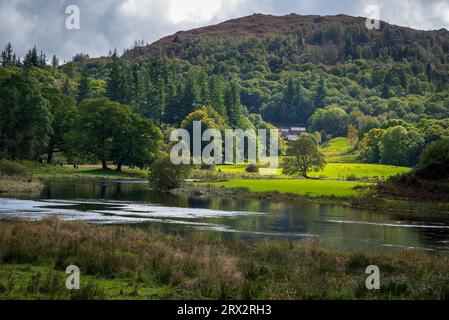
[346,174,357,181]
[415,139,449,180]
[245,164,259,173]
[149,155,192,191]
[200,163,215,171]
[0,160,28,177]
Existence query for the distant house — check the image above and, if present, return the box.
[279,127,307,141]
[290,127,306,133]
[286,135,300,141]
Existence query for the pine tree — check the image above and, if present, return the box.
[151,78,166,124]
[208,76,226,118]
[131,64,141,111]
[1,50,7,67]
[39,51,47,67]
[24,46,39,68]
[77,67,92,103]
[315,77,327,108]
[179,70,201,120]
[51,55,59,68]
[165,77,179,123]
[118,68,132,105]
[106,54,122,102]
[224,79,242,127]
[1,43,13,67]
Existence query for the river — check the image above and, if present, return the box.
[1,179,449,253]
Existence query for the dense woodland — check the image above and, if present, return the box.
[1,14,449,170]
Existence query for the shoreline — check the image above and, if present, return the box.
[179,183,449,215]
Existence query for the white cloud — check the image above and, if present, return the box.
[168,0,223,23]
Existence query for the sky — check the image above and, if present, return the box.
[1,0,449,63]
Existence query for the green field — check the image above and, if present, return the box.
[214,137,410,180]
[320,137,356,163]
[217,163,410,181]
[205,179,372,197]
[308,163,411,180]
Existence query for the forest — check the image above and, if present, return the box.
[1,14,449,172]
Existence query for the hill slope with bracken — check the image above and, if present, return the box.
[123,13,449,65]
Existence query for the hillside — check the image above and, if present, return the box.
[123,13,449,66]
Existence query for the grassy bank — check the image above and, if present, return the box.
[0,176,44,196]
[185,183,449,214]
[6,161,148,180]
[203,179,373,197]
[0,160,44,195]
[1,219,449,300]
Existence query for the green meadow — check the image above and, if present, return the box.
[215,138,411,182]
[218,163,410,181]
[205,179,372,197]
[308,163,411,180]
[319,137,356,163]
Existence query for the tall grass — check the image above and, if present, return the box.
[0,160,43,195]
[1,219,449,300]
[0,160,29,177]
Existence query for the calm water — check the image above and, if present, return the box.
[2,179,449,252]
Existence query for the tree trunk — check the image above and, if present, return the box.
[116,163,122,172]
[101,159,108,170]
[47,149,53,164]
[302,168,308,179]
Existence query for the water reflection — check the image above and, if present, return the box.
[1,179,449,253]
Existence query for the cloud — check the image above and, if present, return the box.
[1,0,449,62]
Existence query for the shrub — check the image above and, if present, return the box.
[415,139,449,180]
[245,164,259,173]
[0,160,28,177]
[200,163,215,171]
[149,155,192,191]
[346,174,357,181]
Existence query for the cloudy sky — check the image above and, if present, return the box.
[1,0,449,62]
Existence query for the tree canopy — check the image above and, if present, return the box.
[282,135,326,178]
[68,98,162,170]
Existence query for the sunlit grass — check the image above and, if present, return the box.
[216,163,410,181]
[308,163,411,180]
[205,179,372,197]
[320,137,355,163]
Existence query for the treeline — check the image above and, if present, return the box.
[0,69,275,168]
[78,54,247,128]
[1,42,59,68]
[0,66,162,170]
[0,44,277,168]
[2,28,449,170]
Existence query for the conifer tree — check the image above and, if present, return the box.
[1,43,13,67]
[224,79,242,127]
[23,46,39,68]
[51,55,59,68]
[106,53,122,102]
[77,67,92,103]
